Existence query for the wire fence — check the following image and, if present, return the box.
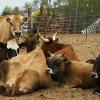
[31,14,100,34]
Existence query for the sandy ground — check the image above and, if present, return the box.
[0,34,100,100]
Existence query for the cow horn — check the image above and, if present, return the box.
[52,32,58,41]
[37,30,49,42]
[59,56,65,61]
[48,51,55,57]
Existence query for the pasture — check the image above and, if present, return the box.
[0,33,100,100]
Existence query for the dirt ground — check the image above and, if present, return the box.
[0,34,100,100]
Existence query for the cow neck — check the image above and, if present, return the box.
[63,61,72,78]
[7,39,19,54]
[55,43,65,50]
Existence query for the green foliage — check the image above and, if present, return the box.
[32,0,52,16]
[1,6,12,15]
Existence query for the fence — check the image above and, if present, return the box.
[31,14,100,34]
[32,15,72,34]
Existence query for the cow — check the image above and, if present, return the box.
[48,53,98,89]
[0,14,29,62]
[0,14,29,44]
[18,32,79,61]
[0,33,40,63]
[48,54,65,86]
[0,42,8,63]
[37,32,80,61]
[90,55,100,93]
[0,40,21,63]
[0,46,51,96]
[19,34,40,53]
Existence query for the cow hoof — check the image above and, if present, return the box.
[0,85,6,94]
[58,84,62,87]
[5,84,12,94]
[93,91,96,94]
[19,87,27,94]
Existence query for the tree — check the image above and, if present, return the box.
[32,0,52,16]
[1,5,12,15]
[11,7,21,14]
[23,2,32,14]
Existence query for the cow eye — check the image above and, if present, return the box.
[10,22,14,26]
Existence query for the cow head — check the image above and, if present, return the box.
[47,52,69,86]
[47,52,65,74]
[48,57,65,74]
[19,34,40,53]
[6,15,29,37]
[91,55,100,79]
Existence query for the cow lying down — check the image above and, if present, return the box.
[48,54,98,89]
[0,46,51,96]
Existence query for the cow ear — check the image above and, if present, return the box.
[6,17,14,26]
[86,59,95,64]
[23,17,29,22]
[54,38,58,42]
[6,17,11,23]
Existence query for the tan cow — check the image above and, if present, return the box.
[48,54,97,89]
[0,14,29,44]
[0,46,51,96]
[63,60,96,88]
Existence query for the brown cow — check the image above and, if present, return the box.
[48,54,97,89]
[0,43,8,63]
[19,32,79,61]
[37,32,80,61]
[0,46,51,96]
[0,14,29,44]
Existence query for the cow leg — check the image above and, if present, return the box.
[93,87,100,94]
[57,72,64,87]
[71,77,82,88]
[5,79,16,95]
[0,85,6,94]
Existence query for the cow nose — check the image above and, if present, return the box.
[91,72,99,79]
[46,68,55,74]
[15,31,21,36]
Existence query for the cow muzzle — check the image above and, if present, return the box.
[90,72,99,79]
[15,31,22,37]
[46,68,55,74]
